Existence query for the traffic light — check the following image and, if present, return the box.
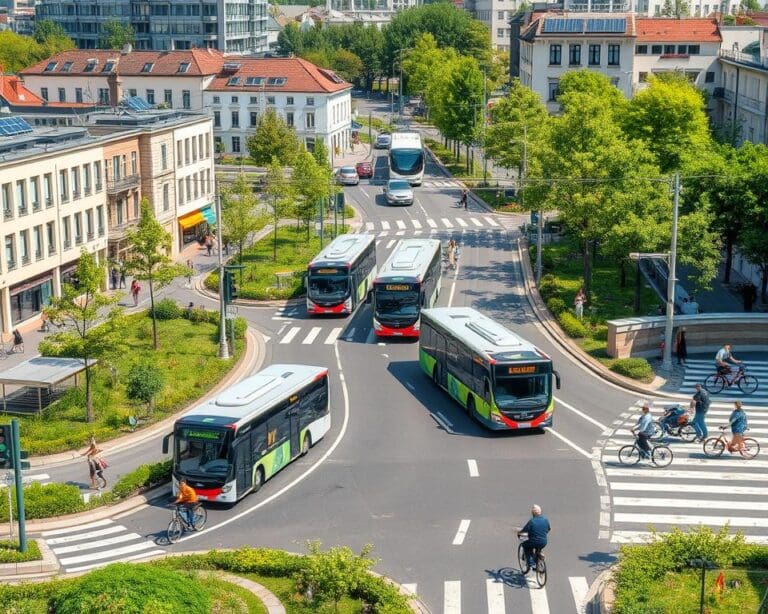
[223,270,238,303]
[0,424,13,469]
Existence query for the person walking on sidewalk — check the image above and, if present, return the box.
[574,288,586,321]
[130,279,141,306]
[675,327,688,366]
[119,267,127,289]
[460,189,469,210]
[110,266,119,290]
[690,383,710,442]
[205,235,213,257]
[185,259,194,288]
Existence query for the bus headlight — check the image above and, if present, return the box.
[221,484,232,493]
[491,413,503,424]
[344,297,352,310]
[373,319,382,330]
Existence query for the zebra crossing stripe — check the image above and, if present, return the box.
[486,579,505,614]
[58,541,159,567]
[65,549,166,574]
[42,518,114,537]
[325,327,343,344]
[302,327,322,344]
[615,512,768,528]
[378,231,388,237]
[381,221,390,230]
[569,577,589,614]
[427,218,438,228]
[612,530,768,544]
[484,217,499,227]
[45,525,124,544]
[470,218,483,227]
[526,575,550,613]
[280,327,301,344]
[610,482,768,496]
[52,532,143,555]
[441,218,453,228]
[396,230,405,236]
[613,496,768,511]
[412,220,422,229]
[365,222,374,231]
[396,220,407,229]
[386,239,396,249]
[456,218,468,228]
[605,467,768,481]
[444,580,461,613]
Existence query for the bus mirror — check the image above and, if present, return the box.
[554,370,561,390]
[162,433,171,455]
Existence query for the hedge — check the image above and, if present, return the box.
[558,311,587,338]
[0,539,41,563]
[546,297,567,316]
[610,357,654,381]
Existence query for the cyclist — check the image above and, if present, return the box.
[517,504,550,571]
[631,402,655,459]
[660,404,687,434]
[173,478,199,527]
[728,400,748,453]
[715,344,742,382]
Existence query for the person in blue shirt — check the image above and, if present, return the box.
[661,404,687,434]
[631,402,655,459]
[517,504,551,571]
[728,400,748,453]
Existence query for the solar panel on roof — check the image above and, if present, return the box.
[123,96,151,111]
[542,18,583,33]
[0,117,33,137]
[586,17,626,33]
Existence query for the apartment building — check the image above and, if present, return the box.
[464,0,521,52]
[102,135,142,261]
[34,0,268,53]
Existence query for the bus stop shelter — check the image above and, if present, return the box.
[0,356,95,415]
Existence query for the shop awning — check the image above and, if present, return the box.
[178,211,205,229]
[201,205,216,225]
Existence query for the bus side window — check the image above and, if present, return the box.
[252,426,267,456]
[483,378,492,403]
[267,428,277,448]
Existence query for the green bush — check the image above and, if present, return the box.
[151,299,181,320]
[233,316,247,339]
[52,563,210,614]
[353,572,411,613]
[610,357,653,381]
[558,311,587,338]
[0,482,85,522]
[538,274,560,300]
[111,459,171,499]
[218,547,305,577]
[546,297,567,315]
[0,539,41,563]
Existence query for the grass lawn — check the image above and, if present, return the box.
[13,312,242,455]
[244,574,365,614]
[207,225,349,301]
[198,572,269,614]
[0,539,41,563]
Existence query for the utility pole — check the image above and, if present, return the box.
[215,191,229,359]
[482,72,488,185]
[662,172,680,371]
[368,111,372,146]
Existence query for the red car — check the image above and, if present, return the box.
[355,161,373,179]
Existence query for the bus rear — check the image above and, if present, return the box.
[389,132,424,186]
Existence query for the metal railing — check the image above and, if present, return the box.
[106,174,140,194]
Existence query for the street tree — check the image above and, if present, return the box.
[443,56,486,172]
[736,144,768,301]
[312,137,331,171]
[331,49,364,84]
[661,0,690,15]
[126,361,164,414]
[402,34,458,99]
[100,19,135,50]
[246,108,301,166]
[292,149,332,239]
[676,206,721,293]
[125,200,188,350]
[265,157,296,261]
[41,251,125,423]
[557,70,626,116]
[33,19,69,44]
[348,25,384,91]
[220,175,267,264]
[742,0,761,10]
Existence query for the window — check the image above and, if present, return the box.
[132,193,139,218]
[41,87,49,101]
[182,90,191,109]
[186,176,191,200]
[498,10,505,18]
[30,177,40,209]
[664,44,676,54]
[5,235,15,269]
[1,183,11,217]
[198,135,203,159]
[58,88,66,102]
[97,206,104,236]
[86,209,94,239]
[75,88,83,103]
[548,81,559,102]
[651,44,663,54]
[266,96,275,105]
[636,45,648,54]
[128,89,137,98]
[164,89,173,106]
[306,112,315,129]
[62,216,71,248]
[142,62,154,73]
[286,112,294,127]
[249,96,258,104]
[33,225,42,259]
[638,71,648,83]
[98,88,109,104]
[74,212,82,243]
[607,44,620,66]
[549,44,562,65]
[112,155,121,180]
[46,221,56,254]
[705,71,715,83]
[163,183,170,211]
[59,170,69,202]
[44,61,57,72]
[71,167,79,197]
[287,96,294,105]
[161,143,168,169]
[44,173,53,205]
[82,165,91,194]
[177,179,184,205]
[177,140,183,166]
[589,44,601,65]
[206,169,211,194]
[61,61,73,72]
[193,173,199,199]
[102,61,115,73]
[569,44,581,65]
[688,45,700,55]
[306,96,315,106]
[16,180,26,214]
[184,139,190,165]
[232,136,241,153]
[231,111,239,127]
[130,151,137,175]
[213,95,221,104]
[178,62,190,73]
[497,28,505,38]
[192,137,197,161]
[94,162,102,190]
[20,230,29,264]
[214,110,221,127]
[250,111,258,127]
[205,135,210,159]
[146,89,155,104]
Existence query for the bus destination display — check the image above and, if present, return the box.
[495,363,549,376]
[182,428,225,441]
[313,268,340,275]
[384,284,411,291]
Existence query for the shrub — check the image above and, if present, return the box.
[0,539,41,563]
[558,311,587,338]
[233,316,247,339]
[0,482,85,522]
[135,320,153,340]
[546,297,567,315]
[52,563,210,614]
[111,459,171,499]
[353,573,411,613]
[220,547,305,577]
[538,274,560,300]
[611,357,653,381]
[125,362,164,411]
[151,299,181,320]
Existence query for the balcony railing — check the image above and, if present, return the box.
[75,235,83,245]
[7,260,16,271]
[108,219,137,239]
[48,244,56,255]
[4,208,12,220]
[106,174,140,194]
[72,190,80,199]
[719,48,768,70]
[32,201,41,212]
[21,255,30,266]
[95,182,103,192]
[84,187,92,196]
[18,206,27,216]
[63,239,71,250]
[45,197,53,208]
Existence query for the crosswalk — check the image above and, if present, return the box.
[41,519,164,574]
[275,325,344,346]
[363,215,515,235]
[600,400,768,544]
[418,180,464,189]
[680,358,768,408]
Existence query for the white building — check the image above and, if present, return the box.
[465,0,522,52]
[562,0,739,15]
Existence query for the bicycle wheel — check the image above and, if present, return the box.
[704,374,724,393]
[649,421,664,442]
[740,438,761,460]
[738,375,759,395]
[679,424,698,443]
[167,518,183,544]
[192,505,208,531]
[703,437,726,457]
[651,445,673,468]
[535,557,547,588]
[517,543,528,574]
[618,445,641,465]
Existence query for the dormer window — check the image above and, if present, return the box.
[44,61,57,72]
[227,77,241,86]
[102,60,116,73]
[178,62,190,73]
[245,76,264,86]
[142,62,154,73]
[84,60,98,73]
[61,61,73,72]
[267,77,286,86]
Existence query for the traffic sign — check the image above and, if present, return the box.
[225,305,238,320]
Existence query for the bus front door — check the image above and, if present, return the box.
[235,441,252,495]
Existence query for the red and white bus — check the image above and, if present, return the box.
[372,238,441,337]
[306,234,377,316]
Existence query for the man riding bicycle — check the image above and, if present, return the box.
[517,504,550,570]
[661,404,687,433]
[715,344,742,381]
[631,402,655,459]
[173,478,199,527]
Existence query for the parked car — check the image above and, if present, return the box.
[375,133,392,149]
[336,166,360,186]
[355,161,373,179]
[383,179,413,206]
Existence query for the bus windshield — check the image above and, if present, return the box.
[176,428,231,478]
[390,148,424,176]
[309,273,349,302]
[493,373,550,410]
[375,288,420,318]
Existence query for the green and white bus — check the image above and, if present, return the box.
[419,307,560,430]
[163,364,330,503]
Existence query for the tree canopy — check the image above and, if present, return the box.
[0,28,74,73]
[100,19,136,50]
[246,108,301,166]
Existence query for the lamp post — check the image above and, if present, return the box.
[214,190,229,360]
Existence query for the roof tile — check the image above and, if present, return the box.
[206,57,350,94]
[635,18,721,42]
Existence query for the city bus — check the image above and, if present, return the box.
[306,234,377,315]
[162,364,330,504]
[389,132,424,186]
[372,238,441,338]
[419,307,561,430]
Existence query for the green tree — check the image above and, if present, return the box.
[246,108,301,166]
[41,251,125,423]
[99,19,136,50]
[220,175,266,264]
[736,144,768,301]
[443,56,485,173]
[742,0,761,10]
[126,362,164,414]
[0,30,73,73]
[125,200,187,350]
[661,0,690,15]
[292,149,332,239]
[348,25,384,91]
[331,49,363,84]
[277,22,303,56]
[33,19,69,44]
[312,137,331,171]
[264,157,296,261]
[557,70,627,115]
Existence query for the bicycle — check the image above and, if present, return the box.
[703,425,760,460]
[650,412,697,443]
[704,365,758,395]
[517,532,547,588]
[618,435,674,467]
[166,503,207,543]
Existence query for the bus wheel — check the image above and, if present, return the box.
[252,467,265,493]
[466,395,475,416]
[301,433,311,456]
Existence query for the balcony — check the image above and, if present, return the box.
[72,190,80,200]
[18,206,27,216]
[106,174,140,195]
[21,255,30,266]
[7,260,16,271]
[719,48,768,70]
[48,244,56,256]
[95,182,103,192]
[3,209,12,220]
[45,197,53,208]
[35,250,42,260]
[108,219,137,240]
[63,239,71,250]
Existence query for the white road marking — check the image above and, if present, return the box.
[324,327,343,344]
[427,218,438,228]
[378,231,388,237]
[467,459,479,477]
[615,512,768,528]
[42,519,115,537]
[544,427,593,459]
[52,532,143,555]
[360,188,369,199]
[412,220,422,229]
[611,530,768,544]
[45,524,124,544]
[302,327,322,344]
[386,239,396,249]
[396,220,406,229]
[433,412,454,433]
[58,541,159,566]
[609,482,768,496]
[554,397,608,431]
[448,281,457,307]
[527,575,550,613]
[365,222,374,231]
[569,577,589,614]
[486,578,505,614]
[613,496,768,511]
[452,519,471,545]
[605,467,768,481]
[441,218,453,228]
[280,326,301,344]
[470,217,483,227]
[65,549,166,574]
[444,580,461,614]
[396,230,406,236]
[20,473,50,484]
[484,216,500,227]
[402,583,417,595]
[456,217,468,228]
[277,324,287,335]
[381,220,390,230]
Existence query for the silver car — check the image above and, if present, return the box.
[336,166,359,186]
[383,179,414,206]
[375,133,392,149]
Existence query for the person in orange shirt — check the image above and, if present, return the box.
[174,478,199,527]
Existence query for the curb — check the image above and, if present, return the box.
[517,237,681,398]
[421,144,494,214]
[583,568,615,614]
[27,326,263,468]
[0,538,58,579]
[208,570,286,614]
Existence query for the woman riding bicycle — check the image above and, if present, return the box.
[728,401,748,453]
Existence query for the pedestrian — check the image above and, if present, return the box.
[110,266,119,290]
[130,279,141,306]
[81,434,102,489]
[460,189,468,210]
[447,239,456,269]
[574,288,586,321]
[185,259,194,287]
[675,327,688,366]
[742,282,757,312]
[205,236,213,257]
[690,383,710,442]
[119,268,127,289]
[728,400,747,453]
[11,329,23,353]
